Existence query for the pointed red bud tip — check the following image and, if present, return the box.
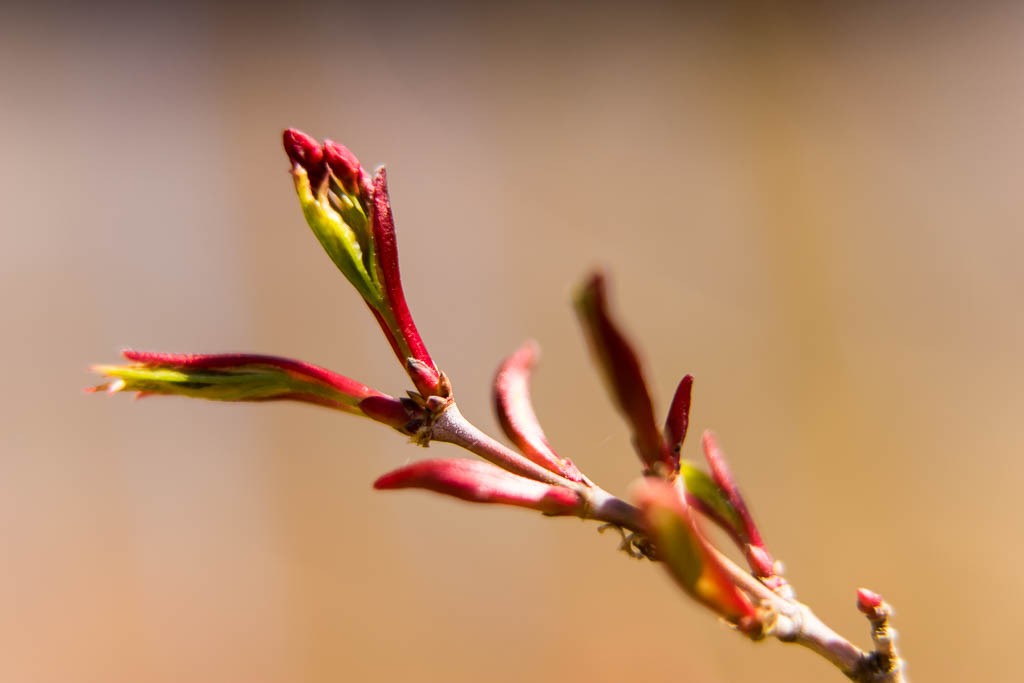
[856,588,884,614]
[323,140,367,195]
[406,358,442,397]
[374,459,583,515]
[664,374,693,458]
[282,128,327,190]
[744,544,776,578]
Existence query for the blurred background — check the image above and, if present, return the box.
[2,1,1021,681]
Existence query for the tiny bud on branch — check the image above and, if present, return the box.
[664,374,693,454]
[856,588,884,614]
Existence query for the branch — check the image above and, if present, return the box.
[92,129,908,683]
[429,404,906,682]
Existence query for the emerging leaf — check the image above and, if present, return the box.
[633,478,756,623]
[679,461,744,543]
[575,272,672,475]
[90,350,388,416]
[369,168,440,395]
[493,340,584,482]
[374,459,583,515]
[282,130,440,397]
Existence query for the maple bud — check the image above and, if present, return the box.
[90,350,391,416]
[283,128,328,191]
[633,478,756,624]
[324,139,371,199]
[283,130,440,397]
[575,272,672,475]
[374,459,583,515]
[493,340,583,482]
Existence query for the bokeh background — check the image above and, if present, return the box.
[2,1,1021,681]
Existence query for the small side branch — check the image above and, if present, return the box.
[704,545,906,682]
[850,589,907,682]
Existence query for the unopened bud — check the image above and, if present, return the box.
[857,588,884,614]
[407,357,442,397]
[323,139,368,197]
[374,458,584,515]
[282,128,327,191]
[90,350,388,415]
[744,544,776,578]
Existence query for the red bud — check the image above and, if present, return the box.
[745,544,776,578]
[406,358,442,398]
[94,349,393,415]
[664,374,693,460]
[575,272,671,475]
[282,128,327,191]
[374,459,583,515]
[702,430,764,547]
[856,588,884,614]
[120,350,380,399]
[371,168,438,395]
[359,395,419,433]
[633,478,756,622]
[323,140,369,196]
[493,340,583,482]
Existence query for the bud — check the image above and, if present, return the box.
[370,169,439,396]
[324,139,370,198]
[679,460,744,542]
[290,161,380,306]
[406,358,442,399]
[374,458,584,515]
[493,340,583,482]
[282,130,441,398]
[90,350,390,416]
[632,477,756,623]
[359,395,422,435]
[575,272,672,475]
[664,374,693,457]
[283,128,327,191]
[701,431,764,547]
[856,588,884,614]
[745,544,776,578]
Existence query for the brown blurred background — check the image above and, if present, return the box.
[2,1,1021,681]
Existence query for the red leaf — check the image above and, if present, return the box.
[701,431,764,548]
[633,478,756,622]
[493,341,583,482]
[575,272,670,474]
[120,350,382,400]
[664,374,693,464]
[374,459,583,515]
[370,168,439,395]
